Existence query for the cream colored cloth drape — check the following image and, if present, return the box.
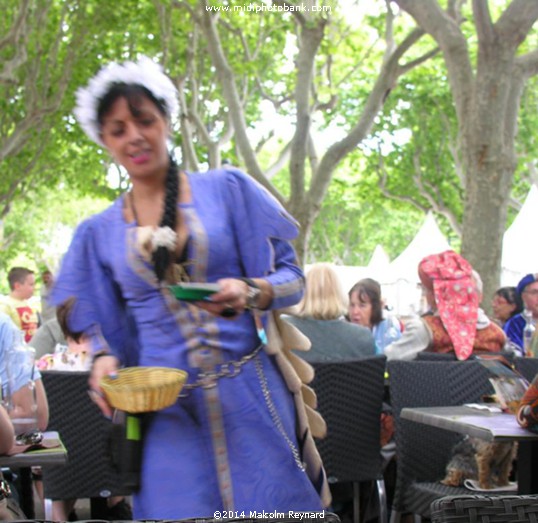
[263,310,331,508]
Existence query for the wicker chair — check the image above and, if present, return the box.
[430,494,538,522]
[311,355,388,523]
[515,357,538,383]
[387,360,517,523]
[40,371,129,519]
[416,351,516,366]
[171,515,341,523]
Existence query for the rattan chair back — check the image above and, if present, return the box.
[515,357,538,383]
[311,355,388,523]
[416,351,516,366]
[41,371,128,508]
[430,494,538,523]
[387,360,499,522]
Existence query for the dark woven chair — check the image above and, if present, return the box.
[311,355,388,523]
[430,494,538,522]
[40,371,129,519]
[416,351,516,366]
[171,516,341,523]
[387,360,517,523]
[515,357,538,383]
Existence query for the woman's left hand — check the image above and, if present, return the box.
[195,278,249,319]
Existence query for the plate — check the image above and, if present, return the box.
[463,479,518,492]
[169,282,220,301]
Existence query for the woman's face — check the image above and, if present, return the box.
[100,96,170,180]
[348,290,372,328]
[492,294,516,322]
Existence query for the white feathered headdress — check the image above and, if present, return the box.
[74,55,179,145]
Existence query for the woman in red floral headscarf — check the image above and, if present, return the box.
[385,250,506,361]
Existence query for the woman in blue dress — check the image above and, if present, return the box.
[51,56,328,518]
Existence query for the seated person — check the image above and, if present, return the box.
[0,312,48,515]
[348,278,402,353]
[31,314,90,372]
[385,250,505,361]
[0,312,49,433]
[504,273,538,354]
[0,404,28,520]
[0,404,14,454]
[283,263,376,362]
[30,317,66,360]
[492,286,523,328]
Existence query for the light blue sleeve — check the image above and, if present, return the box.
[0,314,41,396]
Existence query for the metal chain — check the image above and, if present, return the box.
[179,343,263,396]
[254,357,305,471]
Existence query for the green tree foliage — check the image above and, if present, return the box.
[2,0,538,295]
[0,185,109,294]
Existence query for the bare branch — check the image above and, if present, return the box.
[0,0,32,83]
[309,24,428,209]
[272,0,307,25]
[400,46,440,75]
[307,134,319,175]
[197,0,283,201]
[265,141,292,180]
[393,0,474,123]
[495,0,538,50]
[472,0,494,46]
[516,49,538,78]
[376,150,462,236]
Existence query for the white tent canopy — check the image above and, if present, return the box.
[389,211,451,284]
[501,185,538,286]
[366,244,393,283]
[385,212,451,316]
[309,214,451,316]
[314,194,538,316]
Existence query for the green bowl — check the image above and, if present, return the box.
[168,282,220,301]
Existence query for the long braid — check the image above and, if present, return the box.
[153,154,179,282]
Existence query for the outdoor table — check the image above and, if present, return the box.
[0,430,67,518]
[401,405,538,494]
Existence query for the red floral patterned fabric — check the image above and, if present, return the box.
[423,315,505,355]
[418,250,479,361]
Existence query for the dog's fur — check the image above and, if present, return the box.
[441,436,517,489]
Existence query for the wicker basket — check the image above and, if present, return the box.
[100,366,188,413]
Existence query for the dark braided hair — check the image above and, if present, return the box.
[153,155,179,282]
[97,83,179,283]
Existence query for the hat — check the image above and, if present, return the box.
[517,274,538,296]
[418,250,478,361]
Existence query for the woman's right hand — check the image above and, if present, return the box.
[88,354,119,418]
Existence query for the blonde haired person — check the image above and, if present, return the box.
[284,263,376,362]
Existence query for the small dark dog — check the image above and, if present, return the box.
[441,436,517,490]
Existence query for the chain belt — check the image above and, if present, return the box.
[180,343,264,396]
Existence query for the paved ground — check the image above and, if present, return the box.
[34,494,93,520]
[32,487,133,521]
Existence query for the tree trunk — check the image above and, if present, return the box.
[394,0,538,308]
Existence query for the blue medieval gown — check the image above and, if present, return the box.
[50,168,326,518]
